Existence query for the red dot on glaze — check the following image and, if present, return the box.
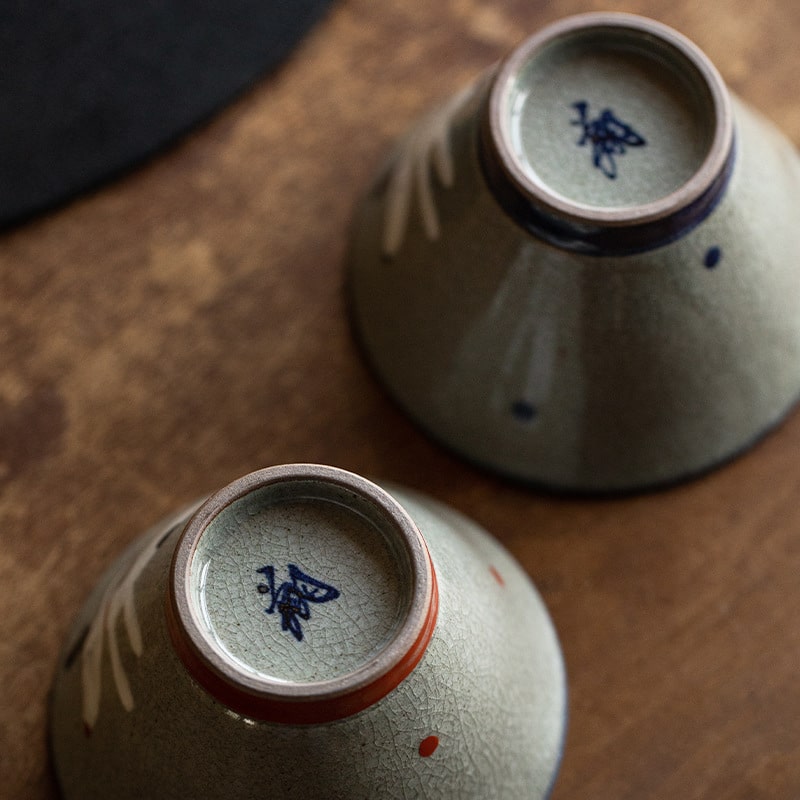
[489,565,505,586]
[419,735,439,757]
[83,722,93,738]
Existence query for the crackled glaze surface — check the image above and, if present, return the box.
[50,469,566,799]
[348,14,800,492]
[192,488,405,683]
[509,43,709,204]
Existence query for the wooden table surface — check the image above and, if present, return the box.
[3,1,800,797]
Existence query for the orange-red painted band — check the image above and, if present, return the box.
[166,556,439,725]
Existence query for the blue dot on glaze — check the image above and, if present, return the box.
[511,400,537,422]
[704,246,722,269]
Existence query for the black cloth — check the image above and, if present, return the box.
[0,1,334,226]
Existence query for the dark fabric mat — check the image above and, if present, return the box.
[0,1,335,227]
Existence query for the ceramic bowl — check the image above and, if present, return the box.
[50,464,567,799]
[348,12,800,492]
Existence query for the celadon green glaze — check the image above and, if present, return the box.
[348,13,800,492]
[191,486,407,683]
[50,465,567,799]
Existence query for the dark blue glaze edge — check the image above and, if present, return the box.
[479,111,737,257]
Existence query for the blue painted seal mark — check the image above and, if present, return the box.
[571,101,647,179]
[256,564,340,642]
[511,400,537,422]
[704,246,722,269]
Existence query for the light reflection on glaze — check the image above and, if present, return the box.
[435,243,562,423]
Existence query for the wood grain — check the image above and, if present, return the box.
[2,1,800,797]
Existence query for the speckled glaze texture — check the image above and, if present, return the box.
[50,467,566,799]
[348,14,800,492]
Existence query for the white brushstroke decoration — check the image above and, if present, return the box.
[382,83,476,257]
[79,521,175,730]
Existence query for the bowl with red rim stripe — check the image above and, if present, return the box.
[50,464,567,799]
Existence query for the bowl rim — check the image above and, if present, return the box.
[482,12,735,254]
[167,463,438,724]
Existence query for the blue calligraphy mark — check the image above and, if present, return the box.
[571,101,646,180]
[256,564,340,642]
